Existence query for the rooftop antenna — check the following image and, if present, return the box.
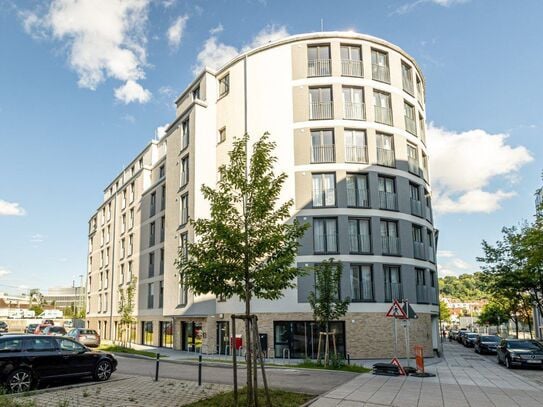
[320,18,324,32]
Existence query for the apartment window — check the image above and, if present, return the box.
[149,252,155,278]
[129,182,135,203]
[346,173,369,208]
[160,248,164,275]
[219,73,230,97]
[138,158,143,169]
[98,295,102,312]
[307,44,331,77]
[376,133,395,167]
[180,194,189,225]
[192,85,200,100]
[160,216,165,242]
[131,165,135,176]
[350,265,373,301]
[100,230,104,246]
[378,176,397,210]
[107,203,111,221]
[182,119,189,149]
[121,214,126,234]
[419,114,426,145]
[407,143,420,175]
[180,232,188,259]
[410,183,422,217]
[181,156,189,187]
[88,276,92,293]
[104,270,108,289]
[119,264,124,286]
[342,87,365,120]
[218,127,226,144]
[373,90,392,126]
[404,101,417,135]
[159,165,165,179]
[122,189,127,209]
[416,75,424,105]
[100,251,104,268]
[160,185,166,211]
[429,270,437,303]
[416,268,427,303]
[149,222,155,247]
[310,129,335,163]
[371,49,390,83]
[101,208,105,225]
[314,263,342,300]
[178,279,188,306]
[344,129,367,163]
[147,283,154,309]
[309,87,333,120]
[348,218,371,253]
[413,225,425,260]
[129,234,133,255]
[313,218,338,254]
[105,248,110,266]
[384,266,402,301]
[421,152,429,181]
[312,173,336,207]
[99,272,103,290]
[401,62,415,95]
[120,239,125,259]
[381,220,400,255]
[159,281,164,308]
[128,261,133,281]
[427,230,435,262]
[106,226,110,243]
[150,192,156,217]
[87,296,90,313]
[341,44,363,77]
[129,209,134,229]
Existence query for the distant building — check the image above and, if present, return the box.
[43,286,85,311]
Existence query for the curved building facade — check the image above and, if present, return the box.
[86,32,439,358]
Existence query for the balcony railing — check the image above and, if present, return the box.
[425,206,432,222]
[403,78,415,96]
[310,101,333,120]
[311,145,335,163]
[379,191,398,210]
[382,236,400,255]
[411,199,422,217]
[345,146,368,163]
[427,247,435,262]
[341,59,363,77]
[416,285,428,303]
[344,102,365,120]
[385,282,402,302]
[374,106,393,125]
[405,116,417,135]
[313,188,336,207]
[314,234,338,253]
[413,242,426,259]
[420,125,427,145]
[429,287,438,304]
[408,158,420,175]
[148,264,154,278]
[372,64,390,83]
[376,148,395,167]
[308,59,331,77]
[347,187,369,207]
[349,234,371,253]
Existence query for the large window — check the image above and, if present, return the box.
[160,321,173,348]
[401,62,414,95]
[181,156,189,187]
[182,119,189,149]
[307,44,331,77]
[180,194,189,225]
[148,252,155,278]
[348,218,371,253]
[371,49,390,83]
[407,143,420,175]
[150,192,156,217]
[313,218,338,254]
[413,225,425,260]
[142,321,153,346]
[410,183,422,217]
[376,133,395,167]
[309,87,333,120]
[416,268,427,303]
[346,173,369,208]
[219,73,229,97]
[427,230,435,262]
[350,265,373,301]
[178,279,188,307]
[310,129,335,163]
[384,266,402,301]
[381,220,399,255]
[374,91,392,125]
[341,44,362,77]
[342,87,365,120]
[312,173,336,207]
[274,321,345,359]
[159,281,164,308]
[378,176,397,210]
[149,222,155,246]
[147,283,154,309]
[404,102,417,135]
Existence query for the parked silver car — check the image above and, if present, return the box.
[67,328,101,348]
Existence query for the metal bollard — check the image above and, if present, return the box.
[198,354,202,386]
[155,353,160,381]
[347,353,351,365]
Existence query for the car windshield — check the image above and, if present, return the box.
[80,330,97,335]
[508,340,543,350]
[481,336,499,342]
[50,327,66,333]
[467,334,477,338]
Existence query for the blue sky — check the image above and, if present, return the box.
[0,0,541,293]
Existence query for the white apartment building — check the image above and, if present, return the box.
[87,32,439,358]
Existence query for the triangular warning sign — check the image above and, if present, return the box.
[390,357,406,376]
[386,299,408,319]
[402,301,418,319]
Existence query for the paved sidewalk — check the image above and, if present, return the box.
[311,341,543,407]
[14,374,231,407]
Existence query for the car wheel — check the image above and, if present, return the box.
[94,360,112,381]
[6,369,33,393]
[505,356,513,369]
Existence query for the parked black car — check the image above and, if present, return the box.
[0,321,8,333]
[462,333,478,347]
[0,334,117,392]
[457,329,468,344]
[25,324,38,334]
[474,335,500,354]
[497,339,543,369]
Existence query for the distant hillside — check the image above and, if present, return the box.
[438,273,490,302]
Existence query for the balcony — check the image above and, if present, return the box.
[308,59,331,77]
[341,59,363,77]
[427,246,435,262]
[403,78,415,96]
[410,199,422,217]
[349,234,371,253]
[372,64,390,83]
[344,102,365,120]
[314,234,338,254]
[405,116,417,135]
[429,287,438,304]
[374,106,393,125]
[345,146,368,163]
[381,236,400,255]
[376,148,395,167]
[385,282,402,302]
[413,242,426,260]
[416,285,428,303]
[310,101,333,120]
[347,187,369,207]
[379,191,397,210]
[311,145,335,163]
[408,158,420,176]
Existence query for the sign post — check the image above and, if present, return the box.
[386,299,408,364]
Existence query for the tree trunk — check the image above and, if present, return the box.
[515,317,519,338]
[245,287,253,407]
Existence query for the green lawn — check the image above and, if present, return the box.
[185,387,313,407]
[296,360,371,373]
[98,345,163,359]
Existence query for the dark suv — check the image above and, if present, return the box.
[0,321,8,333]
[0,335,117,392]
[474,335,500,354]
[497,339,543,369]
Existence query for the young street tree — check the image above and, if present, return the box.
[176,133,308,406]
[308,259,350,366]
[117,276,137,348]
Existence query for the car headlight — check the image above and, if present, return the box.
[510,352,520,359]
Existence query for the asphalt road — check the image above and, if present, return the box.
[114,355,358,395]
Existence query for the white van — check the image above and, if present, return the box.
[38,310,64,319]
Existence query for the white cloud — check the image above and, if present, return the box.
[193,24,289,75]
[114,80,151,104]
[436,250,454,258]
[437,251,477,277]
[162,0,176,8]
[30,234,46,243]
[122,114,136,123]
[395,0,469,14]
[167,14,189,49]
[156,123,170,139]
[0,200,26,216]
[0,267,12,278]
[428,124,533,214]
[20,0,151,103]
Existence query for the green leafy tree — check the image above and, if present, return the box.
[439,300,451,323]
[307,259,350,366]
[477,301,510,333]
[29,304,43,317]
[176,133,308,406]
[117,276,137,347]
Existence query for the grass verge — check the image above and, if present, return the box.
[296,360,371,373]
[185,387,313,407]
[98,345,163,359]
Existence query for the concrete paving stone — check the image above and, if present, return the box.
[310,397,341,407]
